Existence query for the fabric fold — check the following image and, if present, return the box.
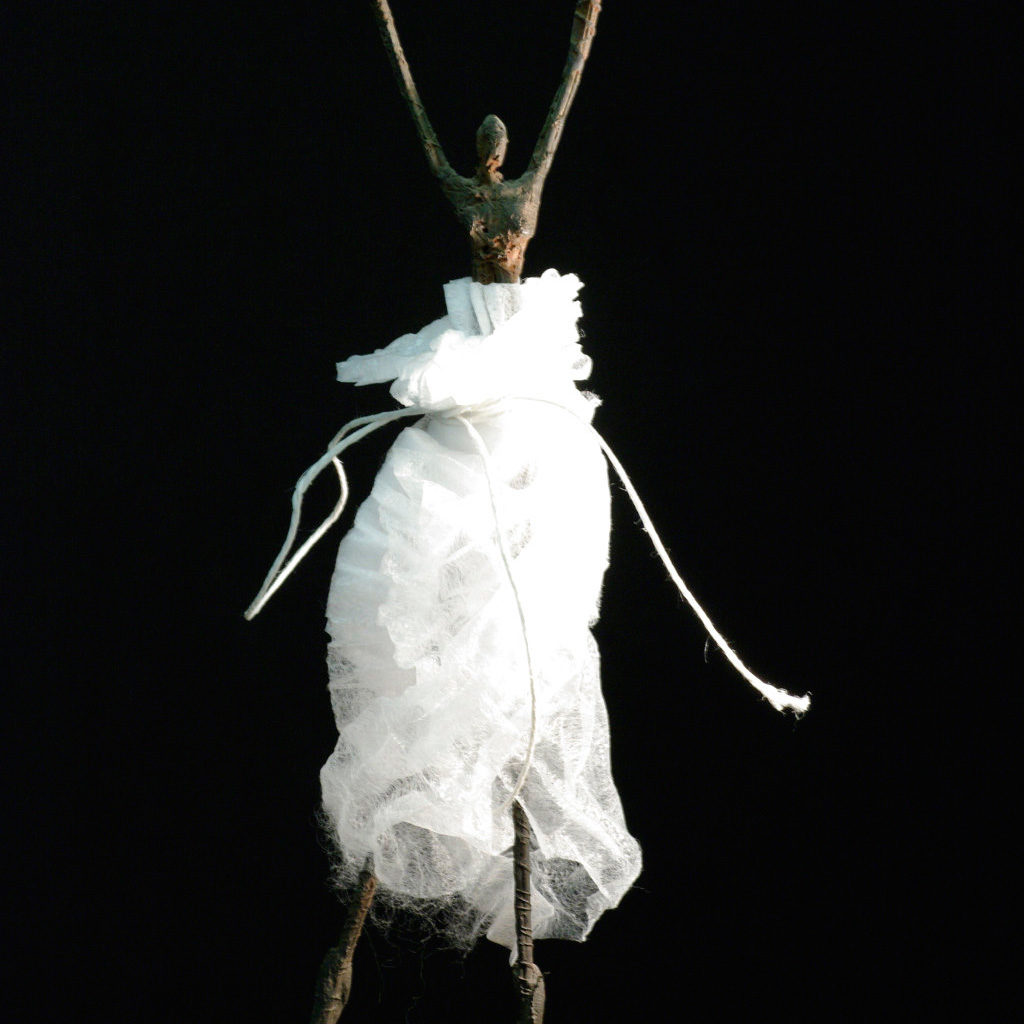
[322,269,641,949]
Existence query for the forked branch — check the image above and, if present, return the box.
[368,0,603,283]
[370,0,601,188]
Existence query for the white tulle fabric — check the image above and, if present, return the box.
[322,269,641,949]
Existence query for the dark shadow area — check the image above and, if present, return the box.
[5,2,1009,1020]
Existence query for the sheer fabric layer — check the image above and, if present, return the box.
[322,271,641,948]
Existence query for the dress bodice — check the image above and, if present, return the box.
[335,269,593,417]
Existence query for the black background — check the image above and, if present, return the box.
[6,2,1012,1020]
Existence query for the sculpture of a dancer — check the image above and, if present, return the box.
[309,5,604,1023]
[372,0,601,286]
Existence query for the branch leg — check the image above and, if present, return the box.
[309,856,377,1024]
[512,800,546,1024]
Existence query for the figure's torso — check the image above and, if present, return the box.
[443,175,541,284]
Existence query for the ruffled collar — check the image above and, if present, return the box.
[336,269,593,415]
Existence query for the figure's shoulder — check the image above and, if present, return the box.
[438,169,475,199]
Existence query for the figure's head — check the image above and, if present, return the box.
[476,115,508,182]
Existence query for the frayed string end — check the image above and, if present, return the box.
[506,396,812,716]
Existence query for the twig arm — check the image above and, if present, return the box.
[527,0,602,184]
[370,0,452,179]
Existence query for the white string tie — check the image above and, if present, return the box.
[246,398,810,718]
[456,416,541,812]
[508,396,811,716]
[244,407,426,620]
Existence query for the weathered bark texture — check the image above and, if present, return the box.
[512,799,547,1024]
[310,3,603,1018]
[370,0,602,283]
[309,858,376,1024]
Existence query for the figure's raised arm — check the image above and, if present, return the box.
[528,0,602,184]
[370,0,452,180]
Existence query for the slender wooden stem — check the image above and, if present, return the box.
[512,801,535,966]
[512,800,546,1024]
[309,857,377,1024]
[528,0,603,184]
[369,0,452,180]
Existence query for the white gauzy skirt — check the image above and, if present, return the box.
[320,271,641,949]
